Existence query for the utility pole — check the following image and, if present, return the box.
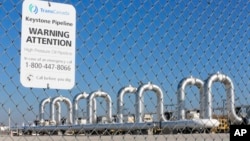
[222,99,226,116]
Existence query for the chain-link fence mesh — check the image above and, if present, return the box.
[0,0,249,140]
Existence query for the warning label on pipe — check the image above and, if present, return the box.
[20,0,76,89]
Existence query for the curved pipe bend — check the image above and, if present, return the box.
[40,97,51,123]
[117,85,137,123]
[136,82,166,123]
[40,97,61,124]
[87,91,112,124]
[177,76,204,120]
[73,92,96,125]
[204,72,242,124]
[51,96,73,125]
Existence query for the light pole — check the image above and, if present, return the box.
[8,109,10,131]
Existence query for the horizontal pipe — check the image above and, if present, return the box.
[21,122,157,132]
[20,119,219,132]
[160,119,220,129]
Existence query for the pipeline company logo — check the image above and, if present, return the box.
[28,4,38,14]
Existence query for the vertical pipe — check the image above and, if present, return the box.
[63,97,73,124]
[40,97,51,123]
[50,97,56,124]
[55,102,61,124]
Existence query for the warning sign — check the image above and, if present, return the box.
[20,0,76,89]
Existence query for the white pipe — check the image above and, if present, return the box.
[204,72,242,124]
[73,92,97,125]
[40,98,61,124]
[55,102,61,124]
[40,97,51,123]
[117,85,137,123]
[136,82,167,123]
[23,122,158,132]
[51,96,73,125]
[160,119,220,129]
[87,91,112,124]
[22,119,220,132]
[177,76,204,120]
[73,92,88,125]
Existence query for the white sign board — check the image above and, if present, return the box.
[21,0,76,89]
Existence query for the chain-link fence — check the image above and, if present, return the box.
[0,0,249,140]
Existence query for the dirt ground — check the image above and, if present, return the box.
[1,133,229,141]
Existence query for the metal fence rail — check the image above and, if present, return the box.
[0,0,249,140]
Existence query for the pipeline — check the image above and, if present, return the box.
[73,92,96,125]
[36,72,242,129]
[87,91,112,124]
[204,72,242,124]
[177,76,204,120]
[117,85,137,123]
[39,97,61,124]
[136,82,167,123]
[50,96,73,125]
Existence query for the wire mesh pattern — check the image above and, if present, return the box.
[0,0,249,140]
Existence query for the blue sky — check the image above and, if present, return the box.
[0,0,249,125]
